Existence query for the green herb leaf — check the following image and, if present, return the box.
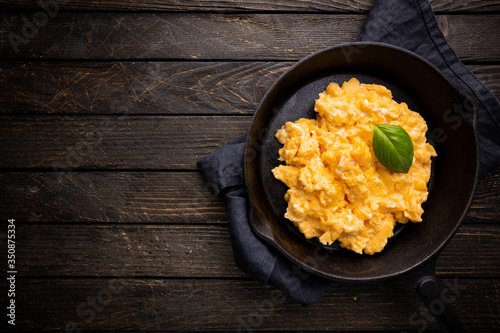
[369,121,414,173]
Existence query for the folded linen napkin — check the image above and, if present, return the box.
[197,0,500,306]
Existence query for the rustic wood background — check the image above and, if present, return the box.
[0,0,499,332]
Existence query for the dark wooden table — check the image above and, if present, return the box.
[1,1,499,332]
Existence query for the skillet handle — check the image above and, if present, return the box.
[404,258,465,333]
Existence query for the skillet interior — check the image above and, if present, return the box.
[245,43,478,281]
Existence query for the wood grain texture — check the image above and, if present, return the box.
[11,278,500,331]
[2,0,500,12]
[0,115,250,169]
[0,168,498,223]
[467,168,500,222]
[1,1,498,332]
[12,223,500,278]
[1,13,499,61]
[1,62,499,115]
[0,62,289,115]
[0,172,228,222]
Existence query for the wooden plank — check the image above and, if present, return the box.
[12,223,500,278]
[0,172,228,223]
[1,13,499,61]
[2,0,500,13]
[13,278,500,331]
[1,62,499,115]
[438,224,500,276]
[1,168,498,223]
[14,224,240,277]
[467,167,500,223]
[0,62,289,115]
[0,115,250,169]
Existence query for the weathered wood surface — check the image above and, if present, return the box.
[0,62,287,115]
[467,168,500,223]
[11,278,500,332]
[1,13,499,61]
[0,172,228,223]
[1,62,498,115]
[12,223,500,277]
[1,0,499,332]
[0,168,499,223]
[0,116,249,169]
[2,0,500,12]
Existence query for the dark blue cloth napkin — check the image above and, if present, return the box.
[197,0,500,306]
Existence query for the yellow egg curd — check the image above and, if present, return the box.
[272,78,437,255]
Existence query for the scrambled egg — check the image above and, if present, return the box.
[272,78,436,255]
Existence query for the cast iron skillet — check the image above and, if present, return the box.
[245,42,479,333]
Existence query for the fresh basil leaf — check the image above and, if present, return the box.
[369,121,414,173]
